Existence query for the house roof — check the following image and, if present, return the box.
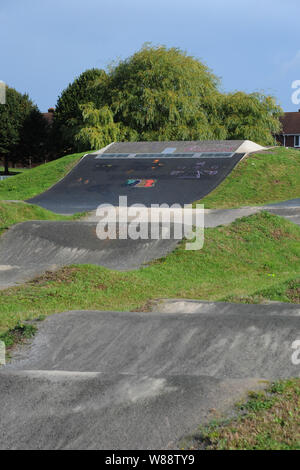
[42,109,55,126]
[279,112,300,134]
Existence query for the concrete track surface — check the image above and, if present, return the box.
[1,303,300,449]
[0,221,181,288]
[1,203,299,289]
[2,140,298,288]
[0,142,299,449]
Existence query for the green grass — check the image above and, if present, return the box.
[0,201,83,236]
[224,277,300,304]
[192,379,300,450]
[196,147,300,209]
[0,323,37,351]
[0,152,88,201]
[0,211,300,335]
[0,166,25,175]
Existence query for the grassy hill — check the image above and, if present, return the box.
[0,201,82,237]
[190,378,300,450]
[0,167,25,175]
[197,147,300,208]
[0,152,87,201]
[1,147,300,208]
[1,148,299,452]
[0,211,299,335]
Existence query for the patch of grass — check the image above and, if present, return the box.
[196,147,300,209]
[0,152,88,201]
[0,322,37,361]
[0,212,300,335]
[0,167,25,175]
[0,201,84,236]
[224,277,300,304]
[192,379,300,450]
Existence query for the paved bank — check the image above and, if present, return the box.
[1,303,299,449]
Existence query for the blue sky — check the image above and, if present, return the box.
[1,0,300,112]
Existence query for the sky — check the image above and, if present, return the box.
[1,0,300,112]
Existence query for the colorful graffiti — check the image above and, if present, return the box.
[184,145,236,152]
[126,179,157,188]
[151,159,164,170]
[170,162,219,179]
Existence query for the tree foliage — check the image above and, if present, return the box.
[74,103,120,150]
[16,108,50,165]
[54,45,283,151]
[54,68,108,150]
[219,92,282,145]
[107,45,222,141]
[0,86,47,173]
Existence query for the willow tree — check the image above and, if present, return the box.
[107,45,224,141]
[54,45,283,151]
[219,92,283,145]
[74,103,118,150]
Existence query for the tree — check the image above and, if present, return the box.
[16,108,50,166]
[74,103,121,150]
[107,45,223,141]
[0,86,37,174]
[54,68,108,152]
[54,45,283,150]
[219,92,283,145]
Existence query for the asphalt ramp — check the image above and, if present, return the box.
[1,304,299,449]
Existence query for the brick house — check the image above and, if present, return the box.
[277,111,300,148]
